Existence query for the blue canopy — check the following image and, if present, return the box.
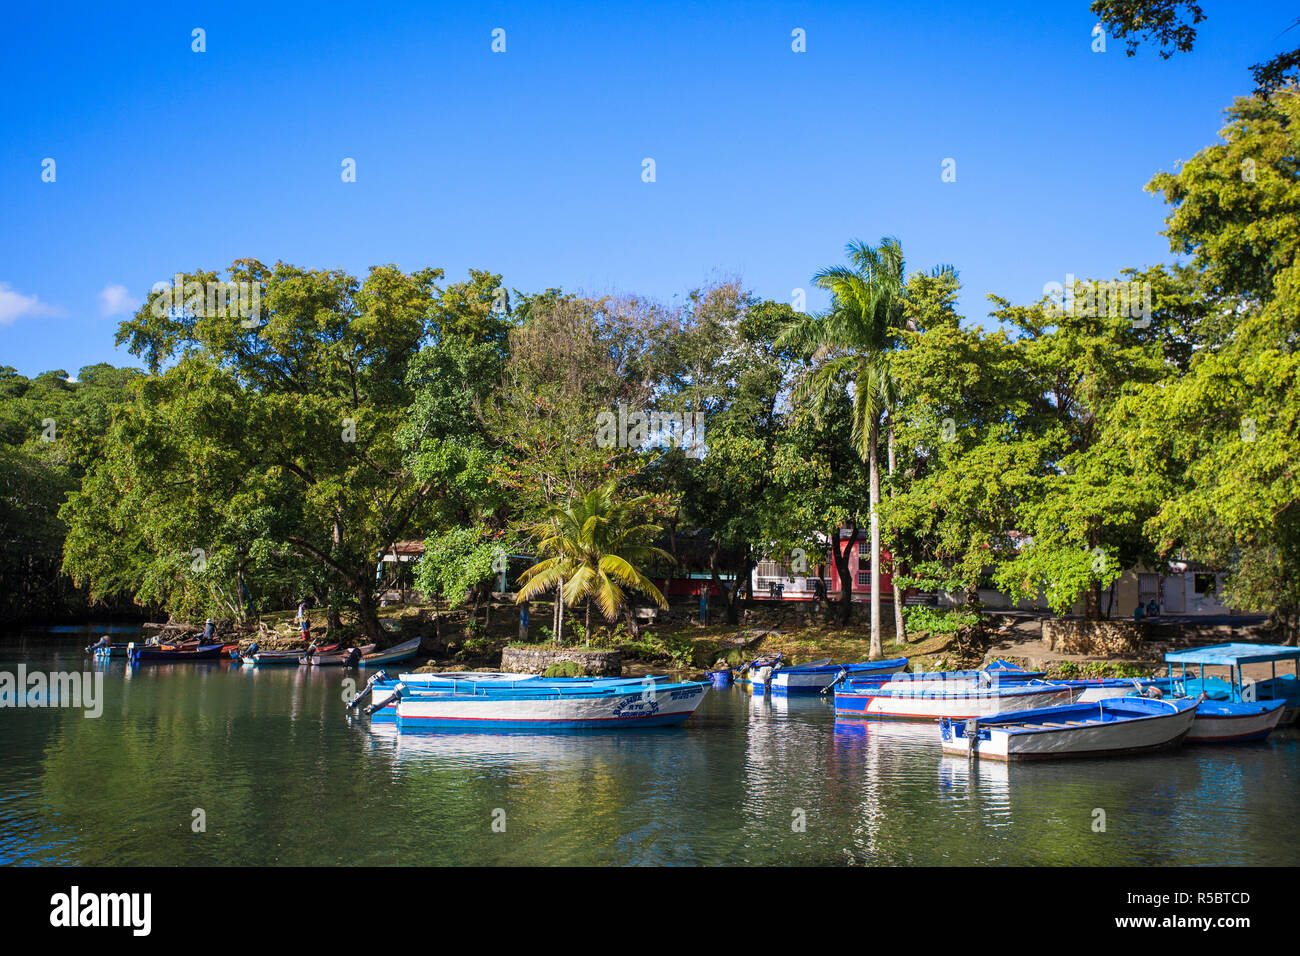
[1163,642,1300,667]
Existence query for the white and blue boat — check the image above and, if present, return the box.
[939,697,1199,761]
[758,657,909,695]
[1160,642,1300,727]
[835,674,1077,721]
[350,671,679,721]
[390,679,710,731]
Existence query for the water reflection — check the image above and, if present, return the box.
[3,633,1299,866]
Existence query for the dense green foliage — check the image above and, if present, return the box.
[4,88,1297,644]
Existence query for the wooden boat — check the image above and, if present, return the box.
[359,637,423,668]
[300,644,375,667]
[243,643,339,666]
[835,677,1077,721]
[762,657,909,695]
[390,679,710,731]
[939,697,1199,761]
[128,641,229,663]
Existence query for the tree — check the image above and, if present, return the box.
[1123,91,1300,639]
[1091,1,1300,97]
[515,481,671,645]
[779,238,910,658]
[65,260,475,641]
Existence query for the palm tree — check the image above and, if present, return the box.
[515,481,672,645]
[778,237,908,660]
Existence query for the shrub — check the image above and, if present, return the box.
[543,661,584,677]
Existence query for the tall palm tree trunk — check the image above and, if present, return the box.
[889,421,906,643]
[557,578,565,644]
[869,416,882,660]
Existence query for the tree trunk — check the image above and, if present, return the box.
[869,416,882,660]
[354,580,382,644]
[888,421,906,644]
[556,578,565,645]
[585,599,591,647]
[831,524,856,625]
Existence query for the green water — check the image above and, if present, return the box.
[2,625,1297,866]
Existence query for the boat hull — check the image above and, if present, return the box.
[835,685,1076,721]
[359,637,422,668]
[128,642,228,662]
[395,682,709,731]
[1186,700,1286,743]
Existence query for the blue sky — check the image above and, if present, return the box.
[1,0,1293,376]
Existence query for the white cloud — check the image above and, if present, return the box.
[98,283,140,317]
[0,283,61,326]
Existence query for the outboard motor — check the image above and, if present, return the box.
[347,670,388,711]
[364,682,405,716]
[822,667,850,694]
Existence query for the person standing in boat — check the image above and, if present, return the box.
[203,618,215,642]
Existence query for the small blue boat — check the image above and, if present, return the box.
[390,679,710,731]
[1162,642,1300,727]
[349,672,677,720]
[759,658,910,696]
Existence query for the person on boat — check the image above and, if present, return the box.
[203,618,215,641]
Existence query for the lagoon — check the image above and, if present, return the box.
[2,625,1297,866]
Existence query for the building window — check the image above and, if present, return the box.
[857,572,868,587]
[1193,573,1216,595]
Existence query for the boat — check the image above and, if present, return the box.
[1162,643,1300,726]
[735,653,789,683]
[1058,670,1288,744]
[300,644,375,667]
[837,661,1049,692]
[834,677,1077,721]
[359,637,423,668]
[350,672,677,719]
[243,643,339,666]
[88,643,134,659]
[389,679,711,731]
[761,657,909,695]
[939,697,1199,761]
[1055,677,1165,702]
[1178,699,1287,743]
[128,641,230,663]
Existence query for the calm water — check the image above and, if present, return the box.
[2,625,1297,866]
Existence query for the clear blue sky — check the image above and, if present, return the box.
[1,0,1293,376]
